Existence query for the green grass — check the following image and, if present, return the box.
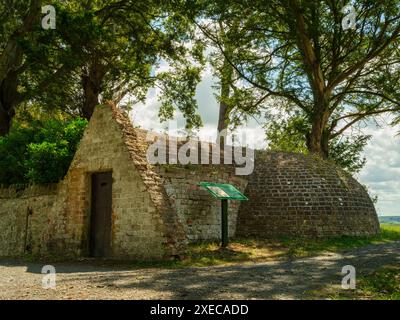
[178,239,286,267]
[279,224,400,259]
[169,224,400,268]
[356,266,400,300]
[317,265,400,300]
[3,224,400,269]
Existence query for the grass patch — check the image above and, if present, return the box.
[172,224,400,267]
[361,266,400,299]
[356,266,400,300]
[178,239,287,267]
[2,225,399,269]
[279,224,400,259]
[316,265,400,300]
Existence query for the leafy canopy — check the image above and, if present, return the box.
[0,117,87,185]
[195,0,400,156]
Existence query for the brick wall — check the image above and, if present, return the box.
[237,151,380,238]
[50,104,173,260]
[0,105,380,260]
[156,165,247,241]
[0,104,246,260]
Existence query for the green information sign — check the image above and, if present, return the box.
[199,182,248,248]
[199,182,248,201]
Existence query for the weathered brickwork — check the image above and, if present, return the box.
[0,104,380,260]
[156,165,247,241]
[0,185,57,256]
[45,104,182,260]
[237,151,380,238]
[0,104,246,260]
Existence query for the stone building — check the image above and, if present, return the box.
[0,104,380,260]
[0,104,247,260]
[237,151,380,237]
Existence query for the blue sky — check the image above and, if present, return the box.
[130,68,400,217]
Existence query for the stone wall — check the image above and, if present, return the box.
[0,106,182,260]
[134,129,248,242]
[237,151,380,238]
[0,104,380,260]
[45,104,177,260]
[0,104,246,260]
[156,165,247,241]
[0,185,57,256]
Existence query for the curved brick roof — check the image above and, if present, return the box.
[107,103,379,241]
[237,151,380,237]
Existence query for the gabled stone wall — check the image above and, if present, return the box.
[44,104,181,260]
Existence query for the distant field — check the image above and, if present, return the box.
[379,216,400,225]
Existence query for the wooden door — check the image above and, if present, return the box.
[90,172,112,257]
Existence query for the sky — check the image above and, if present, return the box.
[129,67,400,217]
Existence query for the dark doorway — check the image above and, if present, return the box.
[90,172,112,257]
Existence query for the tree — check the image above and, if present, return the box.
[0,116,87,185]
[265,111,371,173]
[197,0,400,158]
[1,0,205,135]
[0,0,42,136]
[0,0,91,134]
[26,1,205,124]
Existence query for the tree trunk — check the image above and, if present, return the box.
[217,58,233,149]
[306,106,330,158]
[217,100,229,134]
[0,0,41,136]
[0,71,19,136]
[0,75,19,136]
[82,78,100,120]
[81,61,107,120]
[0,106,12,136]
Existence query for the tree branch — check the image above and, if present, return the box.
[331,107,400,138]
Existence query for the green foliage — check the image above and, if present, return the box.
[265,112,371,173]
[265,113,309,154]
[357,266,400,300]
[158,65,204,130]
[329,135,370,173]
[322,263,400,300]
[25,142,69,184]
[0,125,36,186]
[280,224,400,258]
[197,0,400,155]
[0,0,206,134]
[0,118,87,186]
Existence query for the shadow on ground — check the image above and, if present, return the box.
[0,242,398,299]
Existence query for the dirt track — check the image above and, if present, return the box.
[0,241,399,300]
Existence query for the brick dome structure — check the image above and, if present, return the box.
[237,151,380,238]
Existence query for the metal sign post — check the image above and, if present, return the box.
[199,182,248,248]
[221,199,228,247]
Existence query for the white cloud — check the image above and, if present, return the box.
[357,123,400,216]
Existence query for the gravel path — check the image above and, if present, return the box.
[0,242,399,300]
